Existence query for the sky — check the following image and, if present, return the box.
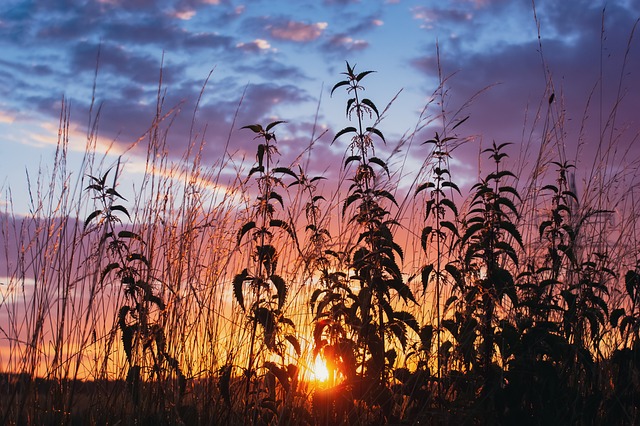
[1,0,639,215]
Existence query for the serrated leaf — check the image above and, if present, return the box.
[271,274,288,309]
[421,264,433,293]
[237,221,256,245]
[332,126,357,143]
[361,98,379,118]
[265,120,285,132]
[346,98,356,117]
[369,156,389,176]
[110,205,131,220]
[241,124,264,133]
[101,262,120,283]
[84,209,103,229]
[233,270,249,311]
[366,127,385,143]
[118,230,144,242]
[355,70,375,81]
[285,334,301,356]
[330,80,350,96]
[273,167,297,180]
[106,188,127,201]
[394,311,420,333]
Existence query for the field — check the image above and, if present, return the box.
[2,46,640,425]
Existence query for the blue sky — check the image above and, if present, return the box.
[1,0,639,214]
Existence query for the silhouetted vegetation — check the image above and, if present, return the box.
[1,46,640,426]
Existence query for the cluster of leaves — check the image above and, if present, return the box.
[84,165,186,419]
[232,121,307,424]
[307,62,420,424]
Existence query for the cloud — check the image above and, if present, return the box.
[322,35,369,53]
[411,6,473,29]
[236,39,273,52]
[234,58,308,82]
[268,21,328,42]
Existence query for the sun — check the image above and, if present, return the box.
[312,356,329,382]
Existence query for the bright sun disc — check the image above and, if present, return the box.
[313,357,329,382]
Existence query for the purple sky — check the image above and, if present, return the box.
[0,0,639,213]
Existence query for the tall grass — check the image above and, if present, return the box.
[1,17,640,424]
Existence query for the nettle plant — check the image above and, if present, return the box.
[233,121,302,422]
[84,164,184,408]
[325,62,418,404]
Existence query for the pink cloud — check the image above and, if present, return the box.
[268,21,328,42]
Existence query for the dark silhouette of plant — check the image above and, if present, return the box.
[84,163,185,418]
[451,141,523,417]
[327,61,418,422]
[235,121,302,424]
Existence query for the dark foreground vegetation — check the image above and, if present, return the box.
[2,35,640,425]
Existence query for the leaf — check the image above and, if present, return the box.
[264,361,290,392]
[106,188,127,201]
[84,209,103,229]
[117,230,144,242]
[415,181,435,196]
[237,221,256,246]
[266,120,286,132]
[355,70,375,81]
[241,124,263,133]
[442,181,462,195]
[218,365,232,406]
[440,220,459,237]
[500,220,524,249]
[285,334,301,356]
[369,156,390,176]
[361,98,379,118]
[271,274,288,309]
[346,98,356,116]
[625,270,640,301]
[366,127,386,143]
[110,205,131,220]
[332,126,357,143]
[273,167,297,180]
[101,262,121,283]
[121,325,134,363]
[394,311,420,333]
[421,264,433,293]
[233,269,249,311]
[610,308,625,328]
[270,219,296,241]
[330,80,350,96]
[420,226,432,251]
[314,319,331,347]
[268,191,284,209]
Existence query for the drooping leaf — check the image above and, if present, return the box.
[101,262,120,283]
[271,274,288,309]
[366,127,386,143]
[361,98,379,118]
[265,120,286,132]
[84,209,103,229]
[110,205,131,220]
[330,80,350,96]
[332,126,357,143]
[241,124,264,134]
[285,334,301,356]
[237,221,256,246]
[394,311,420,333]
[421,264,433,293]
[233,269,249,311]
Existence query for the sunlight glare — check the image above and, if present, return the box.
[313,356,329,382]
